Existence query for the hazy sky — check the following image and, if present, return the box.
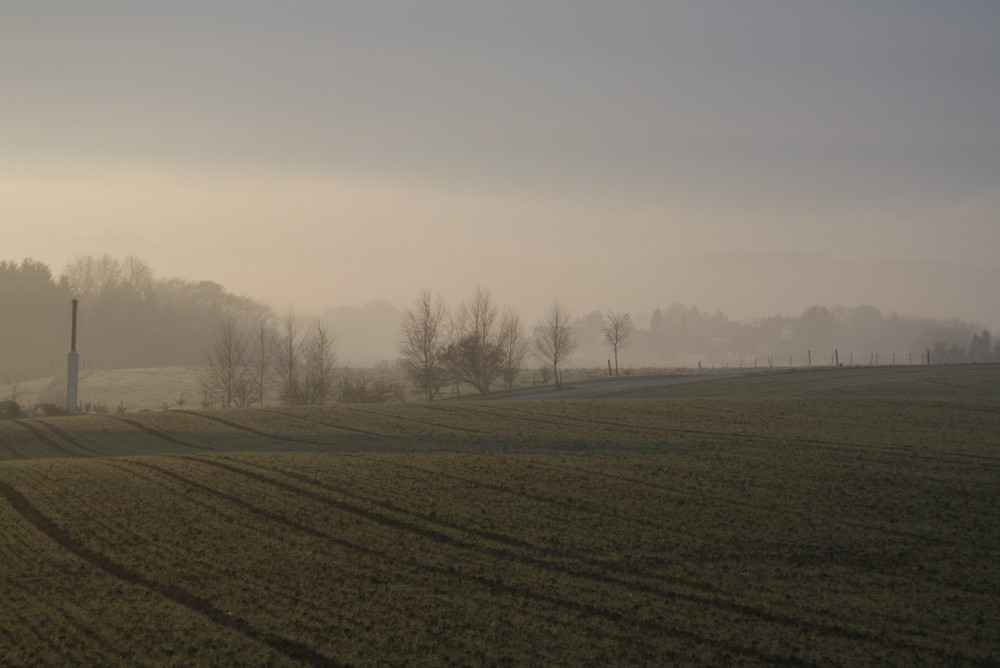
[3,1,999,324]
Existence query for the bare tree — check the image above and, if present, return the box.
[602,310,634,376]
[336,362,405,404]
[498,307,528,391]
[120,255,153,297]
[399,290,449,401]
[302,318,336,405]
[532,300,577,388]
[3,374,19,404]
[248,316,277,407]
[275,309,304,405]
[62,254,123,297]
[203,314,250,408]
[443,287,503,394]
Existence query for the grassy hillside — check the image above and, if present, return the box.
[1,366,205,412]
[0,368,997,665]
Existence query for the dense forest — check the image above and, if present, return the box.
[1,255,995,387]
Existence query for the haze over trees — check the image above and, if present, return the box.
[396,288,530,398]
[532,301,577,389]
[399,291,449,401]
[2,255,997,406]
[602,311,634,376]
[1,255,266,381]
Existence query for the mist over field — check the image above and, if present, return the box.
[3,2,999,400]
[3,5,999,660]
[0,254,994,395]
[4,3,998,335]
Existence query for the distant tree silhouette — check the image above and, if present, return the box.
[302,318,336,405]
[399,290,449,401]
[442,288,504,394]
[969,330,994,363]
[498,308,528,391]
[203,315,250,409]
[275,309,305,405]
[532,300,576,388]
[602,311,633,376]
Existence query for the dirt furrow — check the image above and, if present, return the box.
[0,479,342,667]
[116,458,676,656]
[455,403,655,438]
[33,420,107,456]
[352,404,498,435]
[178,410,330,444]
[172,454,969,662]
[109,416,214,451]
[11,420,89,458]
[0,430,29,459]
[264,409,393,438]
[227,455,725,595]
[516,455,973,550]
[482,401,699,433]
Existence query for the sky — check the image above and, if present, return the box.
[3,1,999,328]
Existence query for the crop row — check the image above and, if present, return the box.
[3,435,998,664]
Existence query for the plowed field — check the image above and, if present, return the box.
[1,371,998,665]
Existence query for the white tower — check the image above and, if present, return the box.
[66,299,79,413]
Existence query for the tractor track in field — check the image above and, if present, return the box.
[30,420,107,457]
[110,460,654,652]
[262,409,396,439]
[139,411,701,546]
[12,420,90,458]
[100,459,246,526]
[169,454,982,664]
[327,447,688,538]
[0,479,342,667]
[181,409,345,443]
[4,573,133,664]
[477,401,1000,469]
[0,431,29,459]
[376,404,498,435]
[498,454,977,551]
[558,454,997,562]
[109,416,214,451]
[453,403,663,439]
[177,408,398,446]
[113,458,678,658]
[223,455,726,596]
[105,459,406,624]
[227,456,549,553]
[166,455,787,662]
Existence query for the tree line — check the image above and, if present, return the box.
[570,303,996,369]
[205,287,590,406]
[397,288,586,401]
[1,256,267,383]
[3,255,996,408]
[201,309,407,408]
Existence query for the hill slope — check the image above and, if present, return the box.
[0,368,997,665]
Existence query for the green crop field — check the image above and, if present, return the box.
[1,365,998,665]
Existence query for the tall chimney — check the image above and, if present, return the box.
[66,299,79,413]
